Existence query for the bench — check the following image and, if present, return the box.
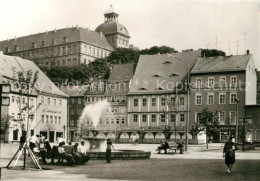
[167,142,184,154]
[38,145,88,165]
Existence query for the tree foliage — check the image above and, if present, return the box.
[106,48,140,64]
[140,46,178,55]
[200,49,226,57]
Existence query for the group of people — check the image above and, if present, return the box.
[156,140,184,154]
[57,141,89,166]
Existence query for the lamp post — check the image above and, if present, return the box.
[235,98,240,143]
[168,54,190,151]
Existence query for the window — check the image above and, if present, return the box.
[73,58,77,66]
[17,97,20,104]
[54,116,57,124]
[70,120,75,127]
[207,93,214,105]
[151,114,156,122]
[133,115,138,122]
[50,116,53,124]
[22,97,26,104]
[170,97,175,106]
[12,96,15,103]
[219,76,226,87]
[106,119,109,124]
[230,93,237,104]
[161,98,166,106]
[142,115,147,122]
[58,117,61,124]
[196,78,202,88]
[134,99,138,107]
[41,115,44,123]
[152,98,156,106]
[230,76,237,87]
[179,97,184,105]
[160,114,165,122]
[71,98,74,104]
[59,100,62,106]
[219,93,226,104]
[41,97,44,104]
[170,114,176,123]
[219,111,225,122]
[195,94,202,105]
[122,119,125,124]
[77,108,81,114]
[78,98,81,104]
[47,98,50,105]
[195,113,202,122]
[54,99,57,106]
[143,98,147,106]
[180,113,185,122]
[208,77,214,88]
[230,111,236,122]
[46,115,49,123]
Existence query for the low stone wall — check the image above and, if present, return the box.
[87,150,151,160]
[236,143,255,150]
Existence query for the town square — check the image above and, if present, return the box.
[0,0,260,180]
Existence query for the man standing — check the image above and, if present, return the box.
[106,139,114,163]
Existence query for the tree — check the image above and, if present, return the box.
[200,49,226,57]
[197,108,219,149]
[1,114,13,142]
[140,46,178,55]
[106,48,140,64]
[88,58,110,79]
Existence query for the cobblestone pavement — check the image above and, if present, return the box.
[1,143,260,181]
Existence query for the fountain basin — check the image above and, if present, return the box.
[87,150,151,160]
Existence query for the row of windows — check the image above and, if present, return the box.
[195,76,238,88]
[133,114,186,123]
[11,96,34,105]
[118,38,128,46]
[41,115,62,124]
[195,111,237,122]
[195,92,238,105]
[83,118,125,125]
[71,96,126,104]
[83,44,110,58]
[41,96,63,106]
[133,97,185,107]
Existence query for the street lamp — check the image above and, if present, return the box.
[168,54,190,151]
[235,98,240,142]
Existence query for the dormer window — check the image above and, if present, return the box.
[52,39,57,45]
[153,74,161,77]
[14,45,19,52]
[169,73,179,77]
[32,42,37,48]
[155,87,164,90]
[139,88,147,90]
[163,61,172,64]
[63,37,69,43]
[41,41,45,47]
[6,47,11,53]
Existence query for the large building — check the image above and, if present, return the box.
[127,51,201,143]
[0,5,130,68]
[190,53,257,142]
[0,55,68,143]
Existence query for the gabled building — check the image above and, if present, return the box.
[127,51,201,143]
[190,53,257,142]
[0,55,68,142]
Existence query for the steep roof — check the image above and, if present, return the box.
[191,54,252,74]
[128,50,201,95]
[0,55,68,97]
[0,27,114,52]
[61,85,89,97]
[107,63,134,83]
[95,21,130,37]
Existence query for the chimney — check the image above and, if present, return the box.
[0,51,3,55]
[247,50,250,54]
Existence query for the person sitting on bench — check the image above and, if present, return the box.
[72,143,83,164]
[78,141,89,164]
[40,140,52,164]
[177,142,184,154]
[156,140,169,154]
[58,142,76,166]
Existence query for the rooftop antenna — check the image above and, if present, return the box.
[243,30,249,54]
[236,40,239,55]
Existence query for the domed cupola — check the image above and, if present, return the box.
[95,5,130,49]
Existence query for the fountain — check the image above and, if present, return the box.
[76,99,151,160]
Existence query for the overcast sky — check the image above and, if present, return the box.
[0,0,259,68]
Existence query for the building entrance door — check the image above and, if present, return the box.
[49,131,55,143]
